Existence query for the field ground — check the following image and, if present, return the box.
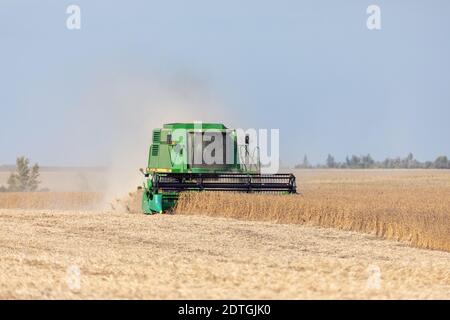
[178,169,450,252]
[1,209,450,299]
[1,169,450,299]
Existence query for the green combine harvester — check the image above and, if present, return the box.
[140,123,296,214]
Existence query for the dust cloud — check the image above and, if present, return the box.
[78,71,232,204]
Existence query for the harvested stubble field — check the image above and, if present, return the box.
[0,169,449,299]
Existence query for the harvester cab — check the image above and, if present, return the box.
[140,123,296,214]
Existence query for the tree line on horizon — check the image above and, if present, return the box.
[295,153,450,169]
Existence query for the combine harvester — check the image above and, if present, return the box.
[140,123,296,214]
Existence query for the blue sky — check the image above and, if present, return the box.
[1,0,449,166]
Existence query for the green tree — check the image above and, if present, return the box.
[434,156,449,169]
[350,155,361,168]
[361,154,375,168]
[326,154,336,168]
[7,157,40,192]
[295,154,311,169]
[29,163,40,191]
[345,156,351,168]
[302,154,310,168]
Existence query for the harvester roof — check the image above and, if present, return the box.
[163,123,227,130]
